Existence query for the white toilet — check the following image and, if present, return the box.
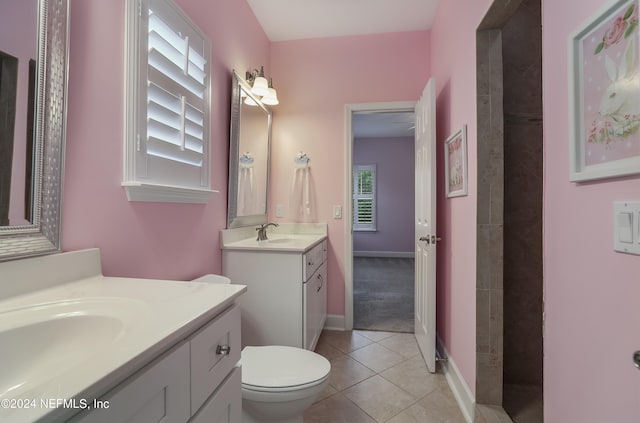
[241,345,330,423]
[192,275,331,422]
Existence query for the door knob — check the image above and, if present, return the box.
[431,235,442,244]
[634,350,640,370]
[419,236,429,243]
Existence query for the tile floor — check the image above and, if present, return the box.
[304,329,468,423]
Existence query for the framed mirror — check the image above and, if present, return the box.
[227,70,271,228]
[0,0,69,261]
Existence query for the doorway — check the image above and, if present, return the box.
[343,102,416,332]
[475,0,543,422]
[351,111,416,332]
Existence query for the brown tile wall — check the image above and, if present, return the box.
[476,28,504,406]
[502,0,543,387]
[475,0,543,409]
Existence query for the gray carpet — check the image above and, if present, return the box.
[353,257,415,333]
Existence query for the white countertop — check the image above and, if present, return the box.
[0,250,245,423]
[221,223,327,253]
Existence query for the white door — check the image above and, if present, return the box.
[414,78,437,373]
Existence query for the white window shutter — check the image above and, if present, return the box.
[123,0,215,203]
[353,165,377,231]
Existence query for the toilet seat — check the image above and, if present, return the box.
[241,345,330,392]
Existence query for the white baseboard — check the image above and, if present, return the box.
[324,314,345,331]
[353,251,415,258]
[437,337,475,423]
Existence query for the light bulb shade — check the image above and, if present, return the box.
[261,87,279,105]
[251,76,269,97]
[244,96,258,106]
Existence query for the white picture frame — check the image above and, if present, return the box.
[568,0,640,181]
[445,125,468,198]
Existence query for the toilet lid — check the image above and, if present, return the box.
[241,346,331,389]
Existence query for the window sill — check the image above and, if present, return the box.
[122,182,218,204]
[353,228,378,232]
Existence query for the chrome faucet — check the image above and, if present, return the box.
[256,222,279,241]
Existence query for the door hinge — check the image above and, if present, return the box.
[136,134,141,152]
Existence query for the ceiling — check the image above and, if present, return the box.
[246,0,440,42]
[246,0,436,138]
[352,111,415,139]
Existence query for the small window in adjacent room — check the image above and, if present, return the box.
[123,0,215,203]
[353,164,377,231]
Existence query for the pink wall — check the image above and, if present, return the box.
[543,0,640,420]
[1,0,37,226]
[63,0,270,279]
[269,32,430,316]
[353,136,415,254]
[430,0,640,415]
[59,2,640,417]
[430,0,494,396]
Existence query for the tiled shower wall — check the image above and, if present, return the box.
[476,28,505,405]
[502,0,543,388]
[475,0,543,407]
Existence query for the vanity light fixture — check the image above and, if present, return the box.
[261,78,280,106]
[246,66,279,106]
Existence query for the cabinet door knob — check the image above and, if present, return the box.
[216,345,231,355]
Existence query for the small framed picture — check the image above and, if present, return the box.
[445,125,468,198]
[568,0,640,181]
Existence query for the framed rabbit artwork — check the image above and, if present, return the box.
[445,125,468,198]
[569,0,640,181]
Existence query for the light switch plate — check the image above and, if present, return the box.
[614,201,640,255]
[276,204,284,218]
[333,205,342,219]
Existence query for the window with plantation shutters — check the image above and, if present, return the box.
[123,0,215,203]
[353,165,377,231]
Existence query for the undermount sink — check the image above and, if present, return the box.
[0,298,144,399]
[260,234,318,244]
[262,237,296,244]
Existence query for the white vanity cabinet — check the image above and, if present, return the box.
[71,305,242,423]
[223,238,327,350]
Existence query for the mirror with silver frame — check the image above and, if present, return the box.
[0,0,69,261]
[227,70,271,228]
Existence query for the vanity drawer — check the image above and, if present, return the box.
[190,304,241,414]
[189,366,241,423]
[71,342,191,423]
[303,241,325,281]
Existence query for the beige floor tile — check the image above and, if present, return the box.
[320,330,373,353]
[304,393,376,423]
[328,355,376,391]
[315,334,345,361]
[314,383,338,403]
[355,329,398,342]
[386,402,434,423]
[343,375,417,422]
[407,389,467,423]
[308,330,471,422]
[473,409,488,423]
[381,355,449,398]
[378,333,422,358]
[349,343,405,373]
